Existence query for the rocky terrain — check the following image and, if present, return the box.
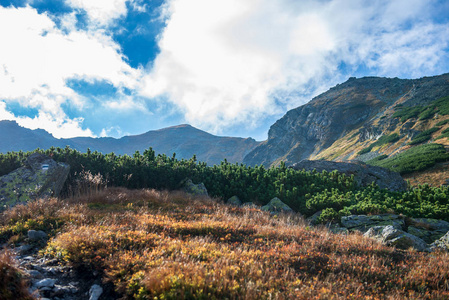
[0,122,260,166]
[243,73,449,167]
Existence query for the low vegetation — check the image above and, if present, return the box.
[2,146,449,225]
[408,127,440,145]
[1,189,449,299]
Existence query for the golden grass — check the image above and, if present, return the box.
[2,188,449,299]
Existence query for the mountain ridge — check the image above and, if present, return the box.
[243,73,449,168]
[0,121,260,166]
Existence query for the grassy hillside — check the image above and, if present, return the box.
[1,189,449,299]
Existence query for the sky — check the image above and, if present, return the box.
[0,0,448,141]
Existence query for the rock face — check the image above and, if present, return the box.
[291,160,408,191]
[0,153,70,209]
[243,73,449,167]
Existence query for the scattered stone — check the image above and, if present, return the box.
[28,269,44,279]
[291,160,408,192]
[261,197,293,213]
[28,230,47,241]
[35,278,56,288]
[227,196,242,206]
[183,179,208,197]
[16,244,33,254]
[0,153,70,210]
[364,225,428,251]
[89,284,103,300]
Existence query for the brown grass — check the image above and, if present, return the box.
[2,188,449,299]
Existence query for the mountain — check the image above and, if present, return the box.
[0,122,260,165]
[243,73,449,171]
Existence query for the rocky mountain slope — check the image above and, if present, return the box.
[0,121,260,166]
[243,73,449,169]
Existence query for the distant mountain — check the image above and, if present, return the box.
[0,122,260,166]
[243,73,449,173]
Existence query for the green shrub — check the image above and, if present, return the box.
[436,119,449,126]
[408,127,440,145]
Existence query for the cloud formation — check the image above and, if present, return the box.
[0,5,140,138]
[142,0,449,135]
[0,0,448,140]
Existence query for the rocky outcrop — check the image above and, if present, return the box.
[331,214,449,252]
[364,225,428,251]
[341,214,405,232]
[291,160,408,191]
[243,73,449,167]
[261,197,293,213]
[0,153,70,209]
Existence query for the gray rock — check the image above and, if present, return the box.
[28,270,44,279]
[35,278,56,288]
[227,196,242,206]
[341,214,404,232]
[261,197,293,213]
[0,153,70,209]
[89,284,103,300]
[183,179,208,197]
[364,225,428,251]
[28,230,47,241]
[16,244,33,254]
[429,231,449,252]
[307,210,323,225]
[291,160,407,192]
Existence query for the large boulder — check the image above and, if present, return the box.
[291,160,407,191]
[341,214,404,233]
[0,153,70,209]
[261,197,293,214]
[183,179,208,197]
[364,225,428,251]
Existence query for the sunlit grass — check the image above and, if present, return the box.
[2,188,449,299]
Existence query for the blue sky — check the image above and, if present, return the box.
[0,0,448,141]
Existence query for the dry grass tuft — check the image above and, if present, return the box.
[0,249,33,300]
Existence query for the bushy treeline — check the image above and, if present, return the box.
[1,146,449,222]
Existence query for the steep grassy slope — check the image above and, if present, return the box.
[1,189,449,299]
[243,73,449,168]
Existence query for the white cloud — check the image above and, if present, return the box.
[0,101,94,138]
[0,5,141,138]
[65,0,129,26]
[141,0,449,135]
